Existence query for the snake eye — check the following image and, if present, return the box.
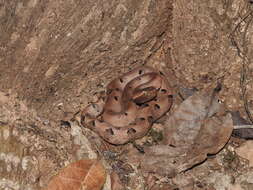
[114,96,118,101]
[119,78,123,83]
[106,128,114,135]
[127,128,137,135]
[159,71,164,75]
[138,70,143,75]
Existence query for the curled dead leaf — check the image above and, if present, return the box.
[164,84,222,146]
[178,113,233,172]
[138,85,233,176]
[44,159,106,190]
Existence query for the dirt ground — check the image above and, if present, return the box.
[1,0,253,189]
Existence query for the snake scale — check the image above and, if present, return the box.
[81,66,173,144]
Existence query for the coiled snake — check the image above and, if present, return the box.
[81,66,173,144]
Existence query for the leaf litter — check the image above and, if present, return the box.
[26,82,253,190]
[128,84,234,177]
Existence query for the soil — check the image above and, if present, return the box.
[1,0,253,189]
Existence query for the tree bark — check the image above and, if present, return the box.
[0,0,173,122]
[0,1,173,189]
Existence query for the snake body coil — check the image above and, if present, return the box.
[81,66,173,144]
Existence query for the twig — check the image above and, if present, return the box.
[229,9,253,124]
[234,124,253,129]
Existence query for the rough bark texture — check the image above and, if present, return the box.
[0,1,173,189]
[0,0,173,122]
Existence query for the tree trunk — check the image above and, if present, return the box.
[0,0,173,189]
[0,0,173,122]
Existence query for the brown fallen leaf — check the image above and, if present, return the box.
[164,84,222,146]
[138,85,233,176]
[178,86,198,100]
[44,159,106,190]
[178,113,233,172]
[230,111,251,125]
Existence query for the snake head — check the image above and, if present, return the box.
[132,86,158,104]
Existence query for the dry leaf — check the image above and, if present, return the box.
[164,84,222,146]
[139,85,233,176]
[178,114,233,171]
[178,86,198,100]
[44,159,106,190]
[230,111,251,125]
